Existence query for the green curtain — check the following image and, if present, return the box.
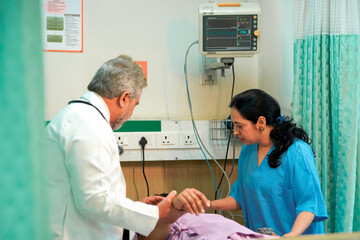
[292,8,360,234]
[0,0,49,239]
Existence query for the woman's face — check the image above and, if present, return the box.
[231,107,260,145]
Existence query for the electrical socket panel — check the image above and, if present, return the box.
[132,133,157,150]
[114,132,156,150]
[114,131,200,150]
[114,133,131,149]
[156,132,179,149]
[180,132,199,149]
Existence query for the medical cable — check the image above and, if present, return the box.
[68,100,108,123]
[215,132,231,202]
[221,139,237,199]
[231,64,235,99]
[184,40,219,198]
[215,64,236,202]
[218,66,237,219]
[139,137,150,197]
[228,64,237,181]
[184,40,231,199]
[229,139,236,178]
[226,213,244,220]
[219,140,239,219]
[185,41,231,198]
[132,167,140,201]
[214,131,232,215]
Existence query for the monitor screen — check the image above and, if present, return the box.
[203,15,258,53]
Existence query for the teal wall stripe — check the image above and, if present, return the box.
[114,120,161,132]
[45,120,161,132]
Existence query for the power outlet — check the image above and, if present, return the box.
[156,132,179,148]
[114,132,157,150]
[184,134,194,145]
[161,135,174,145]
[133,133,156,150]
[114,133,130,147]
[180,132,199,149]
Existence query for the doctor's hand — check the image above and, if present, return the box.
[157,190,184,224]
[140,196,164,205]
[172,188,210,216]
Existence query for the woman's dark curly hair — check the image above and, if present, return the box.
[229,89,311,168]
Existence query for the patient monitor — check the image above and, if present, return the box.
[199,2,261,58]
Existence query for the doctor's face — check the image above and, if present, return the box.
[112,91,141,130]
[231,107,259,145]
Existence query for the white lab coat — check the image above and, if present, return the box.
[45,91,158,240]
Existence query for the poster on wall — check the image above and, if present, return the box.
[42,0,83,52]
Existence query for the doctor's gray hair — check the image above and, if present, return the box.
[87,54,147,99]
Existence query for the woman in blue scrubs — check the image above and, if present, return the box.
[210,89,328,237]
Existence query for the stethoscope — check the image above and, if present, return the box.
[68,100,125,156]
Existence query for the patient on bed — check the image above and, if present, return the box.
[135,191,278,240]
[136,212,278,240]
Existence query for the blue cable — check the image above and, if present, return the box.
[184,64,219,199]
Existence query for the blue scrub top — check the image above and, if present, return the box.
[230,139,328,235]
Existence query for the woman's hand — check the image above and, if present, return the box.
[208,196,240,211]
[172,188,210,215]
[284,211,315,237]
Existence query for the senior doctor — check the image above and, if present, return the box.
[45,55,205,239]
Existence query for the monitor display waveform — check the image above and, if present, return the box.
[202,14,258,52]
[207,29,237,37]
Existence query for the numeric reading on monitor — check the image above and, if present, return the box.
[203,15,258,52]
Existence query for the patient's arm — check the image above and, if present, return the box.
[208,196,241,211]
[137,221,171,240]
[172,188,210,215]
[138,188,210,240]
[138,191,181,240]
